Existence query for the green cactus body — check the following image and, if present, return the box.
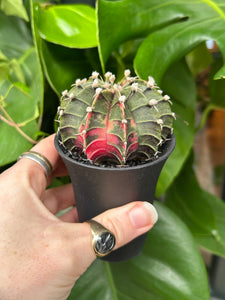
[57,71,175,166]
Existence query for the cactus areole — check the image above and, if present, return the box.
[57,70,175,167]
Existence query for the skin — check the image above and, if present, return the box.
[0,134,158,300]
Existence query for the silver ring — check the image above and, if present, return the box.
[18,151,53,177]
[86,220,116,257]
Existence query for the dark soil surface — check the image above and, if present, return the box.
[57,134,171,168]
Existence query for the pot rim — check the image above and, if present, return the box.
[54,134,176,172]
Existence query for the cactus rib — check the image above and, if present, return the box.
[57,71,174,166]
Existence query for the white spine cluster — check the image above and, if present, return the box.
[86,106,93,113]
[149,99,158,106]
[109,74,116,83]
[91,71,99,79]
[92,79,99,88]
[124,69,131,77]
[75,79,82,86]
[147,76,155,88]
[164,95,170,101]
[95,88,102,95]
[131,83,139,92]
[69,93,74,99]
[119,95,126,103]
[105,71,112,79]
[62,89,68,97]
[59,70,175,165]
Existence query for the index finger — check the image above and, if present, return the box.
[17,134,68,196]
[32,134,68,177]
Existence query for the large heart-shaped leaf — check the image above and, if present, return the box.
[156,59,195,195]
[165,155,218,237]
[39,40,99,95]
[34,3,97,48]
[0,12,43,166]
[68,202,209,300]
[165,152,225,258]
[98,0,225,81]
[134,8,225,82]
[0,13,32,59]
[0,0,29,21]
[98,0,176,70]
[209,58,225,109]
[186,42,213,77]
[196,190,225,258]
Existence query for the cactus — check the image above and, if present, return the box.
[57,70,175,166]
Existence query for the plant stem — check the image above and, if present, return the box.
[0,104,37,144]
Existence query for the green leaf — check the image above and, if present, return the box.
[9,59,26,84]
[98,0,225,81]
[0,49,42,165]
[165,155,218,237]
[39,40,96,95]
[134,1,225,82]
[195,57,225,130]
[1,0,29,21]
[34,3,97,48]
[0,50,8,61]
[0,12,32,59]
[186,42,213,77]
[68,202,209,300]
[97,0,173,70]
[0,118,37,166]
[0,62,10,82]
[0,11,44,166]
[156,59,195,195]
[196,191,225,258]
[209,57,225,109]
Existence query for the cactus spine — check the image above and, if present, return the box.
[57,70,175,166]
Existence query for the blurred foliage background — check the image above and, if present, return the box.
[1,0,225,299]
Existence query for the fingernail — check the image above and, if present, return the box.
[129,202,158,229]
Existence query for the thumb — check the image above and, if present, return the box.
[92,201,158,251]
[59,201,158,278]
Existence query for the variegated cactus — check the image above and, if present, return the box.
[57,70,175,166]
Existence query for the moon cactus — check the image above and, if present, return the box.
[57,70,175,166]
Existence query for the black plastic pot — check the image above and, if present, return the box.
[54,135,176,262]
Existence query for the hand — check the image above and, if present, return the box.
[0,134,158,300]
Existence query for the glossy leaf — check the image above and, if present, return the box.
[196,191,225,258]
[39,40,96,95]
[196,57,225,129]
[68,202,209,300]
[34,3,97,48]
[98,0,225,81]
[209,57,225,109]
[165,156,218,237]
[1,0,29,21]
[0,12,43,165]
[0,13,32,59]
[135,21,225,82]
[156,59,195,195]
[98,0,175,70]
[0,62,10,82]
[186,42,213,77]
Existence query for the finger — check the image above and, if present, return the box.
[42,184,75,214]
[58,207,79,223]
[51,159,68,179]
[92,201,158,249]
[56,201,158,276]
[31,135,69,182]
[17,134,66,197]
